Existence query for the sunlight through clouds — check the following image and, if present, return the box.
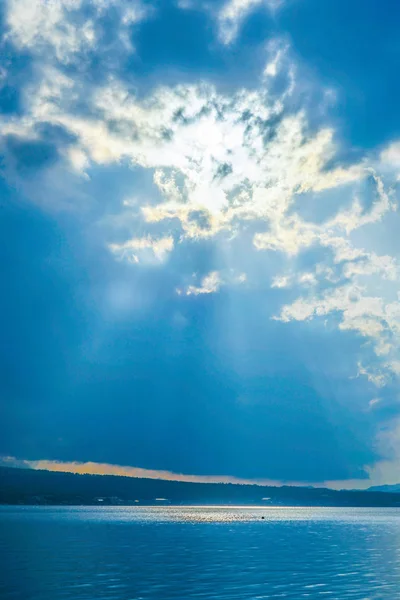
[2,0,399,390]
[2,0,400,488]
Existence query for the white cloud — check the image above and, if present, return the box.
[278,280,400,383]
[271,272,317,289]
[263,39,290,78]
[218,0,282,45]
[369,398,381,408]
[327,171,396,234]
[271,275,291,289]
[109,236,174,264]
[298,272,317,287]
[5,0,150,62]
[381,141,400,168]
[386,360,400,376]
[178,270,246,296]
[1,62,363,248]
[6,0,94,63]
[183,271,222,296]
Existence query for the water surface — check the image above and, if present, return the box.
[1,506,400,599]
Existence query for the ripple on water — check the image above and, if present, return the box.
[1,506,400,599]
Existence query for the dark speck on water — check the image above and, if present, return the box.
[1,506,400,599]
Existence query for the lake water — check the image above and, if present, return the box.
[1,506,400,599]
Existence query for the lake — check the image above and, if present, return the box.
[1,506,400,599]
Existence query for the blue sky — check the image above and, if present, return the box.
[1,0,400,489]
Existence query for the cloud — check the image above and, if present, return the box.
[109,236,174,264]
[263,39,290,78]
[177,270,247,296]
[5,0,150,62]
[381,141,400,169]
[217,0,281,45]
[2,21,399,383]
[22,77,361,235]
[2,17,399,381]
[327,171,396,234]
[184,271,222,295]
[355,363,387,388]
[271,275,291,289]
[6,0,96,63]
[369,398,381,408]
[277,282,400,381]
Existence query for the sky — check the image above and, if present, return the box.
[1,0,400,490]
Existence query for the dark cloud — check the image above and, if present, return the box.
[0,193,381,482]
[3,135,60,175]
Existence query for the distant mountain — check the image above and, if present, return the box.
[367,484,400,493]
[2,466,400,507]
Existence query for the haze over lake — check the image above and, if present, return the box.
[2,506,400,599]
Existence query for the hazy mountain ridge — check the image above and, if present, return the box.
[367,484,400,493]
[2,467,400,507]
